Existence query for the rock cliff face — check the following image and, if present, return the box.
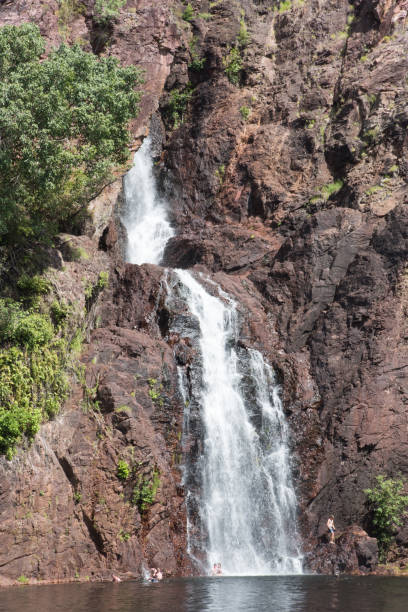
[157,0,408,561]
[0,0,407,582]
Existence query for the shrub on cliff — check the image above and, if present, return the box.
[223,46,242,85]
[0,341,69,459]
[365,475,408,560]
[182,3,194,22]
[94,0,126,24]
[117,459,130,480]
[0,298,73,458]
[0,23,143,245]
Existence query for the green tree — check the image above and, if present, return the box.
[364,475,408,560]
[0,23,143,244]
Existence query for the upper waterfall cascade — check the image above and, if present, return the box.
[122,133,303,575]
[122,135,174,265]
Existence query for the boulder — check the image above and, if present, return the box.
[306,525,378,574]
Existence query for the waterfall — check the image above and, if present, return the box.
[121,131,302,576]
[171,270,303,575]
[122,135,174,265]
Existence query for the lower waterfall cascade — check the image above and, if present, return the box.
[170,270,303,575]
[122,132,303,575]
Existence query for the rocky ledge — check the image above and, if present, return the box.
[306,525,378,575]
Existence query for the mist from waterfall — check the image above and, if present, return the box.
[121,131,302,576]
[172,270,303,575]
[122,135,174,265]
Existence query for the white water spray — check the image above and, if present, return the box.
[122,135,174,265]
[173,270,303,575]
[121,129,302,575]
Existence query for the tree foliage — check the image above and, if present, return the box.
[0,23,143,244]
[365,475,408,560]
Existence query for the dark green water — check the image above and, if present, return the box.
[0,576,407,612]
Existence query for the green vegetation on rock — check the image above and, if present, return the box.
[237,14,250,48]
[222,11,250,86]
[223,46,243,85]
[240,105,251,120]
[182,3,194,22]
[94,0,126,24]
[278,0,292,13]
[0,298,70,459]
[320,179,343,200]
[148,378,164,406]
[365,475,408,561]
[215,164,225,185]
[168,84,193,128]
[132,469,160,513]
[306,179,343,209]
[117,459,130,480]
[0,23,143,245]
[189,36,206,71]
[57,0,86,37]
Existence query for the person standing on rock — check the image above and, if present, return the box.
[327,515,336,544]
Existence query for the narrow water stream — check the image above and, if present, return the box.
[122,135,174,265]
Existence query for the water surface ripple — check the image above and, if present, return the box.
[0,576,407,612]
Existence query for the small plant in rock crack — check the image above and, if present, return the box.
[182,3,194,22]
[131,470,160,513]
[94,0,126,24]
[215,164,225,185]
[117,459,130,481]
[237,13,250,48]
[189,36,206,71]
[148,378,164,406]
[223,46,242,85]
[168,84,194,128]
[118,528,130,542]
[240,105,251,120]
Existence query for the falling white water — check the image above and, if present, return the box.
[173,270,303,576]
[122,135,174,265]
[121,129,302,576]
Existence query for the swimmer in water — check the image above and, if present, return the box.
[216,563,222,575]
